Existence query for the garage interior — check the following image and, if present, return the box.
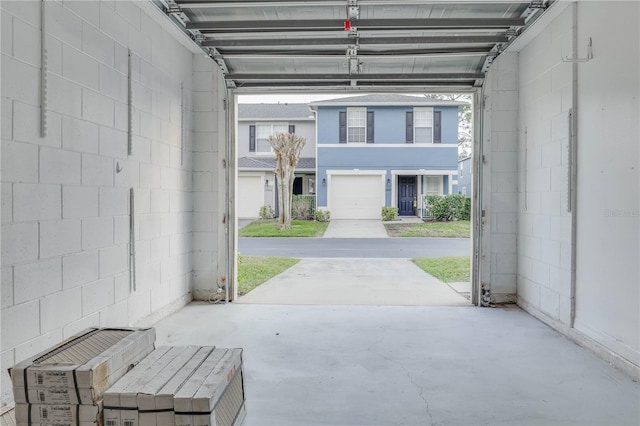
[1,0,638,424]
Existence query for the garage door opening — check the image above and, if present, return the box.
[234,92,476,307]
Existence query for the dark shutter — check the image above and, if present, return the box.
[289,124,296,134]
[366,111,374,143]
[249,125,256,152]
[433,111,441,143]
[339,111,347,143]
[406,111,413,143]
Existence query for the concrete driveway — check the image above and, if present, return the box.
[323,219,388,238]
[237,258,469,306]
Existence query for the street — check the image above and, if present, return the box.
[238,237,471,258]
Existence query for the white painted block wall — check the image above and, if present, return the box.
[1,0,224,407]
[573,1,639,368]
[517,5,574,323]
[480,52,519,302]
[513,1,639,373]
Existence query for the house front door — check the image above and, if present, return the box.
[398,176,416,216]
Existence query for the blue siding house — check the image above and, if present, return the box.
[310,94,464,219]
[458,156,472,196]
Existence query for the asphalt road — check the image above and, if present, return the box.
[238,237,471,258]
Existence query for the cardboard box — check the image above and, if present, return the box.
[10,328,155,392]
[14,401,101,423]
[174,349,245,426]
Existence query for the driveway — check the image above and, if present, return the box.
[238,237,470,258]
[237,258,469,306]
[323,219,388,238]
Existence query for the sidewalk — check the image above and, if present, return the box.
[323,219,388,238]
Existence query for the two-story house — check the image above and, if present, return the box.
[310,94,464,219]
[458,156,472,196]
[237,103,316,218]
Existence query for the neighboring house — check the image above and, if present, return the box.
[458,156,472,196]
[310,94,465,219]
[237,103,316,218]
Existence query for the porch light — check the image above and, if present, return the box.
[322,178,326,185]
[386,178,391,189]
[265,179,269,186]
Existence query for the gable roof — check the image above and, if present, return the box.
[238,157,316,171]
[238,103,314,120]
[309,94,467,107]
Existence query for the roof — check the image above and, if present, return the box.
[309,94,467,107]
[238,103,314,120]
[238,157,316,171]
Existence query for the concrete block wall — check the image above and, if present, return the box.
[191,55,228,301]
[516,6,574,323]
[480,52,519,302]
[0,0,217,406]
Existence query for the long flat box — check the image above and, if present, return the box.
[14,401,101,423]
[174,349,245,426]
[105,346,211,426]
[11,328,155,392]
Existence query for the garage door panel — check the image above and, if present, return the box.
[329,175,383,219]
[238,175,263,218]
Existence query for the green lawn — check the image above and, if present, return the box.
[412,256,471,283]
[237,255,300,295]
[239,220,329,237]
[385,220,470,238]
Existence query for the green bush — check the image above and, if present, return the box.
[314,209,330,222]
[292,195,315,220]
[381,206,398,221]
[424,194,471,221]
[259,205,275,219]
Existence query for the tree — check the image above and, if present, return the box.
[423,93,473,160]
[268,132,307,230]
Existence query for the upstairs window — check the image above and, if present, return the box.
[339,108,374,144]
[250,123,289,153]
[347,107,366,143]
[414,107,434,143]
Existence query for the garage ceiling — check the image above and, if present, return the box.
[156,0,555,92]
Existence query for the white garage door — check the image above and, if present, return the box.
[237,175,263,218]
[329,175,384,219]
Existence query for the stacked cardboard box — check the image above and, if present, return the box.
[9,327,156,426]
[103,347,246,426]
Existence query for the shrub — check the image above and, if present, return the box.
[259,205,275,219]
[292,195,315,220]
[381,206,398,221]
[314,209,330,222]
[424,194,471,221]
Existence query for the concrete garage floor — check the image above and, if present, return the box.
[237,258,469,306]
[154,303,640,426]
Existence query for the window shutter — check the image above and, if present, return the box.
[406,111,413,143]
[249,125,256,152]
[339,111,347,143]
[289,124,296,134]
[366,111,374,143]
[434,111,442,143]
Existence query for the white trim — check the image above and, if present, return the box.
[310,101,467,107]
[239,117,314,122]
[318,144,457,148]
[448,174,453,195]
[326,169,387,176]
[391,169,458,176]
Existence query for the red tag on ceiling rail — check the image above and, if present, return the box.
[344,20,351,31]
